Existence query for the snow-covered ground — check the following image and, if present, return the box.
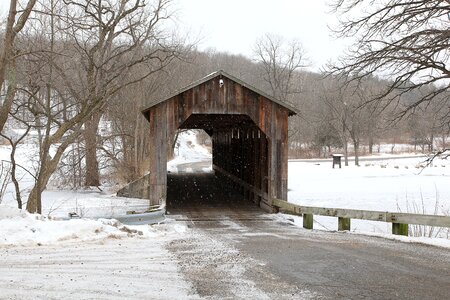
[0,141,152,219]
[167,130,212,173]
[0,205,197,299]
[0,205,157,246]
[288,155,450,240]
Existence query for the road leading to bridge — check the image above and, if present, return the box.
[166,168,450,299]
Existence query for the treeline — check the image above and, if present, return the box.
[147,49,448,163]
[0,0,448,213]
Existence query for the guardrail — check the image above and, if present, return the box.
[272,198,450,236]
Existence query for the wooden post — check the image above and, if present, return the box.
[303,213,313,229]
[392,223,408,236]
[338,217,351,231]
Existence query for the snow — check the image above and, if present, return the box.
[39,190,151,219]
[0,142,152,219]
[167,130,212,173]
[0,204,198,298]
[0,239,198,300]
[287,155,450,239]
[0,214,197,299]
[0,205,160,246]
[165,132,450,244]
[289,156,450,213]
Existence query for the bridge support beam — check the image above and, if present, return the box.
[303,214,313,229]
[338,217,351,231]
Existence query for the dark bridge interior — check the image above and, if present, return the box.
[167,113,270,217]
[176,113,269,208]
[166,172,264,219]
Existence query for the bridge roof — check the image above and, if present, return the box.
[141,70,298,117]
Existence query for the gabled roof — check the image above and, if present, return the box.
[141,70,298,117]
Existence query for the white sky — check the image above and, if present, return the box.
[173,0,349,70]
[0,0,349,71]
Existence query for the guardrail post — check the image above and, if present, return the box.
[303,214,313,229]
[392,223,408,236]
[338,217,351,231]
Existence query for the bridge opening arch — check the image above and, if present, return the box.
[166,114,270,214]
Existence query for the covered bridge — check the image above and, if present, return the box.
[124,70,297,212]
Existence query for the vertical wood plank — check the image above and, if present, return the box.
[303,214,314,229]
[392,223,409,236]
[338,217,351,231]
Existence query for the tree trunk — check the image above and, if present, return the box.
[26,185,42,214]
[353,140,360,166]
[428,133,434,152]
[26,160,53,214]
[0,1,17,133]
[368,136,373,155]
[0,0,37,133]
[27,131,79,213]
[10,145,22,209]
[343,140,349,166]
[84,112,102,186]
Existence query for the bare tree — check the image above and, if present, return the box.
[320,76,384,166]
[16,0,183,213]
[321,78,351,165]
[329,0,450,126]
[0,0,37,133]
[253,34,307,103]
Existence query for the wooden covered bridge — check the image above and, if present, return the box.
[119,70,297,212]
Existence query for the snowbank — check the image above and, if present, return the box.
[0,206,154,246]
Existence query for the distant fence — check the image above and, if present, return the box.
[272,199,450,236]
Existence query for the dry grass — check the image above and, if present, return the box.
[397,188,450,239]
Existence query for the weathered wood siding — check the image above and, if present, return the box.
[144,75,290,211]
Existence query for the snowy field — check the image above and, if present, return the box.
[165,132,450,241]
[288,156,450,239]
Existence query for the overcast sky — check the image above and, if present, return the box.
[174,0,348,70]
[0,0,349,71]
